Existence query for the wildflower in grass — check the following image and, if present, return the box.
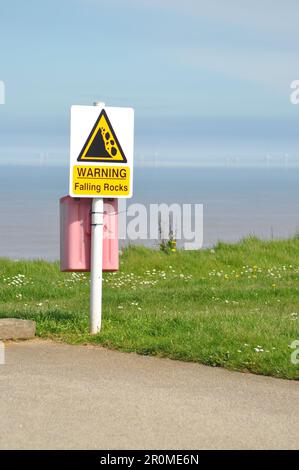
[118,305,123,309]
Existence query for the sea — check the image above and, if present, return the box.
[0,165,298,260]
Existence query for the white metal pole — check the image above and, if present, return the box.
[90,197,104,334]
[90,101,105,334]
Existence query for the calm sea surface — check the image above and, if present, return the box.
[0,166,298,259]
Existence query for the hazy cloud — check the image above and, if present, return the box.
[175,46,298,91]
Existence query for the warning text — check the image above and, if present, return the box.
[72,165,130,196]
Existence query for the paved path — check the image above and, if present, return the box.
[0,340,298,449]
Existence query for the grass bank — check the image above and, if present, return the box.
[0,237,298,379]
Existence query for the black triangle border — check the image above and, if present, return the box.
[77,109,127,163]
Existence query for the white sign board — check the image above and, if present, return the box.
[69,105,134,198]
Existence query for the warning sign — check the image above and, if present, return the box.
[69,105,134,198]
[77,109,127,163]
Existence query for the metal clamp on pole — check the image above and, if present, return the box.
[91,210,104,226]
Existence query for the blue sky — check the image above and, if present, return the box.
[0,0,298,166]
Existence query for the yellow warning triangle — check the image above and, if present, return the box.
[77,109,127,163]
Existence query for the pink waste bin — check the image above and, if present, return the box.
[60,196,118,272]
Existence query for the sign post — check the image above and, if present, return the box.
[90,196,104,334]
[90,102,104,334]
[69,101,134,334]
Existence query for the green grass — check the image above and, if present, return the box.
[0,236,299,379]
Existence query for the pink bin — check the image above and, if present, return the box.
[60,196,118,272]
